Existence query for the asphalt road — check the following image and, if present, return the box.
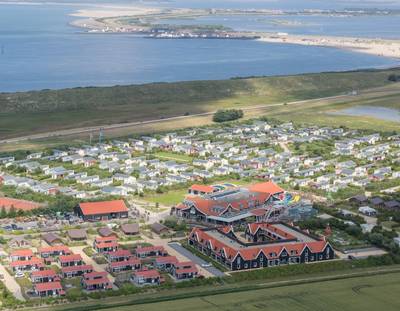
[168,242,225,277]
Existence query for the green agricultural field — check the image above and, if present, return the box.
[39,271,400,311]
[1,68,400,141]
[112,273,400,311]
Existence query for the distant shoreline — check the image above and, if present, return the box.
[66,5,400,60]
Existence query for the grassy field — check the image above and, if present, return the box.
[107,273,400,311]
[153,151,193,163]
[1,68,400,141]
[34,268,400,311]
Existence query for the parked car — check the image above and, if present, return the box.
[15,272,24,278]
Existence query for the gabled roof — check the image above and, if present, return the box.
[78,200,128,216]
[31,269,57,278]
[134,269,160,278]
[110,258,141,267]
[39,245,70,254]
[59,254,82,263]
[190,184,214,193]
[190,226,329,263]
[248,181,284,194]
[10,249,34,257]
[10,257,43,267]
[35,281,62,291]
[61,264,93,273]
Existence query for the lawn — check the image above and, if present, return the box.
[39,271,400,311]
[114,273,400,311]
[324,229,371,252]
[1,68,400,141]
[142,189,187,206]
[153,152,192,163]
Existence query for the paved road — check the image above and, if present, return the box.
[0,263,25,301]
[168,242,225,277]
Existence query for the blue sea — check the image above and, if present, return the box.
[0,1,399,92]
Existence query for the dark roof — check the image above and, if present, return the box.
[369,197,384,205]
[98,227,117,237]
[151,222,169,234]
[384,200,400,209]
[350,194,368,203]
[42,233,62,245]
[67,229,87,240]
[120,223,139,234]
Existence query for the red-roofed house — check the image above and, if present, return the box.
[94,236,119,253]
[135,246,166,258]
[131,270,161,286]
[59,254,83,267]
[171,261,198,280]
[155,256,178,271]
[9,249,34,262]
[108,258,141,273]
[39,245,71,258]
[81,271,112,291]
[31,269,60,283]
[74,200,128,221]
[34,282,65,297]
[10,257,44,272]
[61,264,93,278]
[105,249,132,262]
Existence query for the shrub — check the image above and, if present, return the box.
[213,109,243,123]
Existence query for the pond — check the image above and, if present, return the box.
[331,106,400,122]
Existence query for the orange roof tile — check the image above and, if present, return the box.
[248,181,284,195]
[78,200,128,216]
[0,197,41,211]
[190,184,214,193]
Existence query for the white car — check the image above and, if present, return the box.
[201,263,212,268]
[15,272,24,278]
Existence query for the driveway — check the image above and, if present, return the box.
[0,263,25,301]
[168,242,225,277]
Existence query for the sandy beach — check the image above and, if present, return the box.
[258,34,400,59]
[70,6,160,18]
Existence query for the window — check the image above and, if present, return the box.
[244,263,248,269]
[319,255,323,260]
[253,262,258,268]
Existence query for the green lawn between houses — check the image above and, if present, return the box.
[153,152,193,163]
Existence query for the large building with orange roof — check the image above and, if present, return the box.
[188,222,334,271]
[74,200,128,221]
[174,181,286,225]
